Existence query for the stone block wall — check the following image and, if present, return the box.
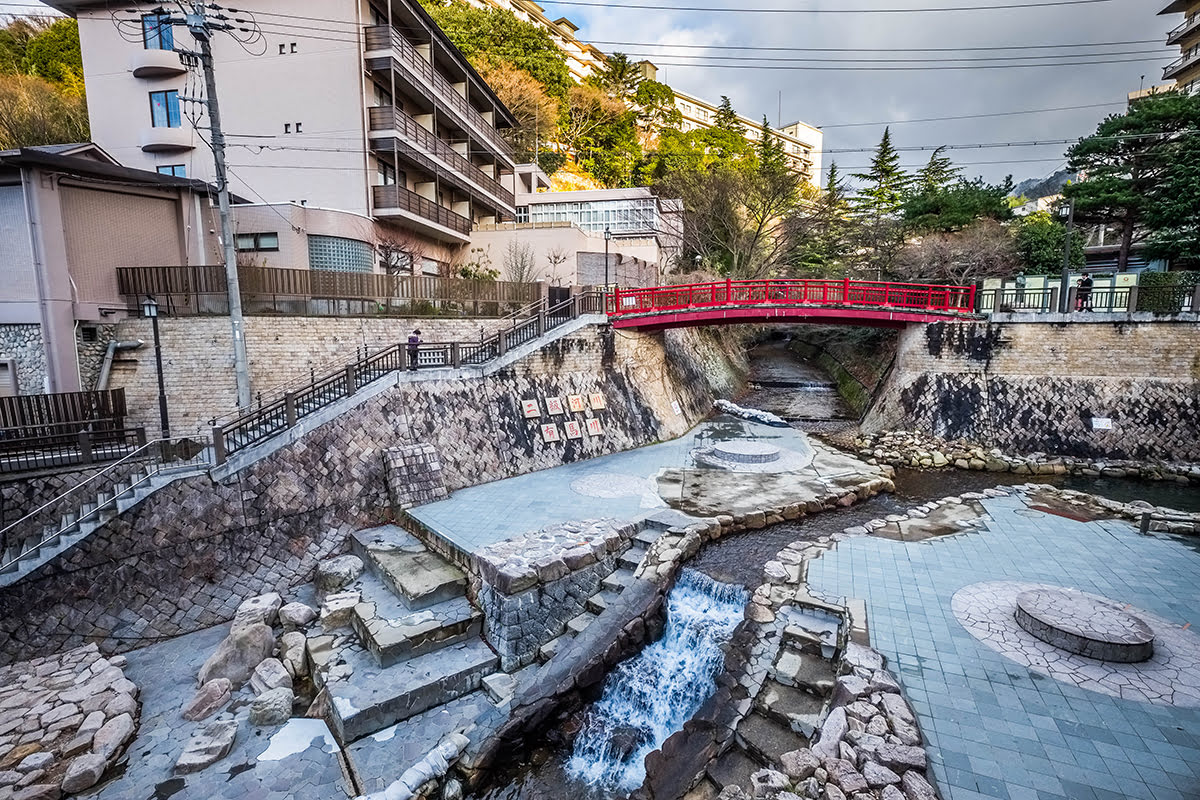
[384,444,448,510]
[108,315,510,434]
[864,320,1200,462]
[0,323,746,665]
[0,323,46,395]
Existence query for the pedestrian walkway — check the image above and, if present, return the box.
[807,494,1200,800]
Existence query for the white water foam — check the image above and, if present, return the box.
[565,568,748,794]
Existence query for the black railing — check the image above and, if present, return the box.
[213,292,604,464]
[975,284,1199,315]
[0,389,126,430]
[0,423,146,474]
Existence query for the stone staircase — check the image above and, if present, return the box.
[308,525,499,744]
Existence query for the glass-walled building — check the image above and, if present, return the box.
[514,188,667,237]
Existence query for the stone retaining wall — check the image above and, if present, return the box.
[0,323,46,396]
[864,320,1200,463]
[0,325,746,666]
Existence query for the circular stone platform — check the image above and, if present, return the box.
[1014,588,1155,663]
[711,441,781,464]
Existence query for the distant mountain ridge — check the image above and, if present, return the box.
[1012,169,1075,200]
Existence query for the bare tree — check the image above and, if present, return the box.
[502,239,539,283]
[545,246,570,282]
[377,229,428,276]
[893,219,1019,284]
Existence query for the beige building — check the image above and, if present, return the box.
[461,0,606,83]
[47,0,519,259]
[1159,0,1200,93]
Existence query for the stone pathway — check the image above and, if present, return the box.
[807,492,1200,800]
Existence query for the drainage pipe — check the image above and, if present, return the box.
[96,339,144,391]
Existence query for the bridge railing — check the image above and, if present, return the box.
[607,279,975,316]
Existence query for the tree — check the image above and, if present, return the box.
[0,73,88,148]
[546,246,570,279]
[0,16,52,76]
[1143,125,1200,269]
[580,108,641,187]
[903,176,1014,233]
[21,18,82,90]
[589,52,642,101]
[377,229,428,275]
[502,240,539,283]
[633,79,681,131]
[756,116,789,177]
[894,219,1019,284]
[714,96,744,136]
[852,128,912,276]
[559,84,626,158]
[473,59,559,164]
[1065,90,1200,271]
[1013,210,1084,275]
[913,146,959,193]
[786,161,855,277]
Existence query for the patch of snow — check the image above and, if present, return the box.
[714,399,788,427]
[256,718,339,762]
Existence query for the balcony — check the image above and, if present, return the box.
[1164,49,1200,81]
[138,126,194,153]
[362,25,514,162]
[1167,15,1200,46]
[372,184,471,241]
[130,49,187,78]
[367,106,514,211]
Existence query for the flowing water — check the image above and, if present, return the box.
[564,570,748,794]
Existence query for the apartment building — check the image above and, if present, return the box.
[462,0,606,83]
[671,89,823,183]
[1159,0,1200,93]
[46,0,519,266]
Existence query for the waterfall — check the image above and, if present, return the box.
[565,569,749,795]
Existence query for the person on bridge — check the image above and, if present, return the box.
[407,329,421,371]
[1077,274,1094,312]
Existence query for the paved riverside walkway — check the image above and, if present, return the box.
[408,417,817,554]
[807,493,1200,800]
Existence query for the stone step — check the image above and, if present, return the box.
[618,546,647,571]
[586,589,622,615]
[565,611,597,637]
[634,528,662,546]
[351,571,481,668]
[601,568,636,593]
[310,635,498,744]
[735,711,809,766]
[537,635,565,664]
[350,525,466,611]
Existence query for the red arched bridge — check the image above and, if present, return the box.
[605,279,978,330]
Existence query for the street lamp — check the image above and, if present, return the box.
[604,225,612,291]
[141,295,170,440]
[1058,200,1074,313]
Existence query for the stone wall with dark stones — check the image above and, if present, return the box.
[0,324,747,666]
[864,319,1200,463]
[0,323,47,396]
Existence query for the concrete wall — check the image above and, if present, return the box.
[471,223,662,286]
[0,324,747,665]
[863,319,1200,462]
[108,315,512,434]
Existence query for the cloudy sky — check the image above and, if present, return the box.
[534,0,1170,186]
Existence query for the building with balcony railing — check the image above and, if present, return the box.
[47,0,519,260]
[1159,0,1200,93]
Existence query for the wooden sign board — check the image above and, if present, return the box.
[585,418,603,436]
[589,392,606,410]
[567,394,587,413]
[564,420,583,439]
[521,399,540,419]
[545,397,565,416]
[540,423,561,442]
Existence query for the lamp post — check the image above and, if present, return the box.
[142,296,170,440]
[604,225,612,290]
[1058,200,1074,313]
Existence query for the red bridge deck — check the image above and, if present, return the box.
[606,279,979,330]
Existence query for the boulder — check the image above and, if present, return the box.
[900,770,937,800]
[104,693,137,718]
[12,785,60,800]
[15,753,53,774]
[319,591,361,630]
[868,670,901,695]
[810,707,847,761]
[873,744,927,772]
[750,769,790,799]
[879,693,915,727]
[198,623,275,688]
[779,748,819,780]
[250,658,293,695]
[717,789,749,800]
[60,754,107,793]
[831,676,871,708]
[279,632,308,679]
[234,593,282,628]
[314,555,364,593]
[822,785,845,800]
[279,602,318,629]
[607,726,649,761]
[862,761,901,787]
[824,758,867,794]
[92,713,135,760]
[174,718,239,775]
[843,644,883,673]
[881,786,905,800]
[182,679,232,722]
[248,687,294,727]
[843,701,877,723]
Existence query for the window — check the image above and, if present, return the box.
[294,122,303,133]
[515,206,529,223]
[377,160,397,186]
[0,360,15,397]
[142,13,173,50]
[149,90,181,128]
[284,123,291,134]
[157,164,186,177]
[235,232,280,252]
[308,235,373,273]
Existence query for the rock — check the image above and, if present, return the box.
[314,555,364,593]
[831,676,871,708]
[900,770,937,800]
[182,679,232,722]
[174,718,239,775]
[104,693,137,718]
[866,716,890,737]
[319,591,361,630]
[811,707,848,761]
[763,561,789,583]
[822,785,845,800]
[12,784,60,800]
[881,786,905,800]
[279,602,318,628]
[750,769,790,799]
[279,632,308,679]
[892,719,921,747]
[608,726,649,761]
[235,593,282,627]
[868,670,901,695]
[862,761,901,787]
[843,701,877,723]
[248,687,294,726]
[15,754,53,774]
[879,694,915,727]
[873,744,926,772]
[60,754,107,793]
[93,713,135,760]
[717,788,749,800]
[250,658,293,695]
[824,758,867,794]
[198,623,275,688]
[844,644,884,673]
[747,604,776,623]
[442,778,463,800]
[0,771,19,787]
[78,710,106,735]
[780,749,819,780]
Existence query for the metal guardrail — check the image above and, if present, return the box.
[0,388,126,430]
[371,185,472,236]
[0,424,147,474]
[976,285,1200,315]
[212,292,604,464]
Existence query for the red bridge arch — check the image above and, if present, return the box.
[606,279,979,330]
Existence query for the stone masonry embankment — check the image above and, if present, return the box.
[0,325,748,666]
[862,319,1200,463]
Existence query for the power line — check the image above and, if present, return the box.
[818,101,1126,128]
[531,0,1119,12]
[584,38,1164,52]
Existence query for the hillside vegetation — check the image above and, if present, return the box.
[0,15,88,149]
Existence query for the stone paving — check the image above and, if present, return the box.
[807,491,1200,800]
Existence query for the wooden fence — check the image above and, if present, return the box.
[0,389,126,431]
[116,266,541,318]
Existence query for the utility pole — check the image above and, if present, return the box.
[184,3,252,409]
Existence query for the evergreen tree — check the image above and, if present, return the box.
[786,160,854,276]
[714,96,744,135]
[590,52,643,101]
[756,116,789,176]
[852,127,910,216]
[914,146,959,193]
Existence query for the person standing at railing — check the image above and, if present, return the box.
[1077,274,1094,312]
[407,329,421,371]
